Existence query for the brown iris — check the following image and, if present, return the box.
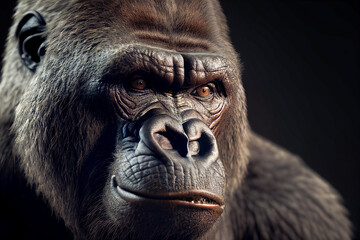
[196,86,211,97]
[129,78,147,90]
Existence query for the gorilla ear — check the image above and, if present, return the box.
[15,11,47,72]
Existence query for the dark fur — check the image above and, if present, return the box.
[0,0,352,239]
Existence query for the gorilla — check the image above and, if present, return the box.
[0,0,352,239]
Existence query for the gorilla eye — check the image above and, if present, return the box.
[129,77,147,90]
[193,83,215,98]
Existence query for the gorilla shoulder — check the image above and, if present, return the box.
[236,132,352,240]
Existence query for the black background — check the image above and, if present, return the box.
[1,1,359,239]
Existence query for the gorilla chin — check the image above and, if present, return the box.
[105,175,224,239]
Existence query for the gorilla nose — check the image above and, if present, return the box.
[183,119,219,167]
[139,115,219,166]
[139,114,188,158]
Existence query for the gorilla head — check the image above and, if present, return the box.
[1,0,248,239]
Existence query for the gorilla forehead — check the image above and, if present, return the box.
[115,0,212,36]
[44,0,227,52]
[80,0,212,33]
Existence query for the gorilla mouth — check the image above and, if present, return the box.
[111,176,224,210]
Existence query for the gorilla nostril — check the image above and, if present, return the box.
[153,130,188,157]
[189,140,200,155]
[189,134,213,157]
[154,132,173,150]
[183,119,219,165]
[139,115,190,160]
[199,134,213,155]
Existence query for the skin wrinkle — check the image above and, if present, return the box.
[209,103,225,130]
[108,45,230,89]
[118,94,136,115]
[135,101,168,120]
[115,87,153,120]
[114,90,131,119]
[119,137,183,189]
[167,155,175,190]
[172,158,184,190]
[118,89,136,109]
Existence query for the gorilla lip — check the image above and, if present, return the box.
[111,176,224,210]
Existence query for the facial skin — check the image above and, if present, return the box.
[3,0,248,239]
[101,46,229,239]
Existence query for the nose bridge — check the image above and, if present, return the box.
[172,93,195,122]
[157,94,202,127]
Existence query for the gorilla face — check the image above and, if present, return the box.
[101,47,229,238]
[9,0,248,239]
